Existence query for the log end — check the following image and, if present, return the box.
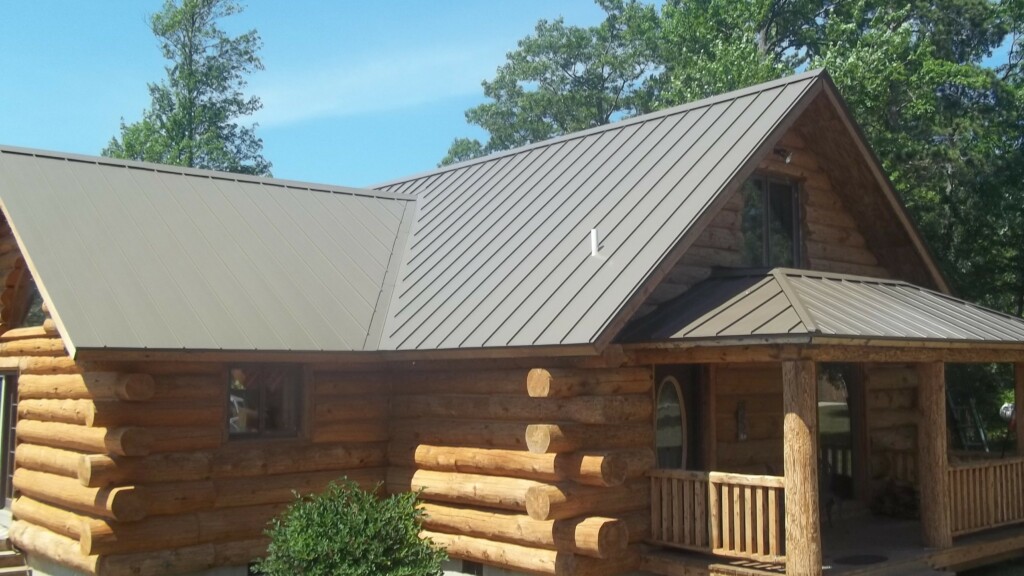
[525,424,552,454]
[108,487,146,523]
[526,368,553,398]
[525,485,557,521]
[116,373,156,402]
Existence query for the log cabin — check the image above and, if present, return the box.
[0,69,1021,576]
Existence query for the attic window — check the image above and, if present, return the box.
[740,175,800,267]
[228,365,302,439]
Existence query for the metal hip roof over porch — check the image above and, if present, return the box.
[622,268,1024,347]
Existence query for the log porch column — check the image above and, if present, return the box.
[917,362,952,549]
[782,360,821,576]
[1016,363,1024,455]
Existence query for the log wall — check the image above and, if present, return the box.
[5,335,388,575]
[713,365,784,475]
[864,364,919,492]
[388,367,655,576]
[635,121,892,318]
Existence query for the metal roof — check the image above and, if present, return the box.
[373,70,823,351]
[0,147,414,355]
[622,268,1024,345]
[0,69,983,356]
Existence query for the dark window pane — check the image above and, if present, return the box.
[228,366,300,438]
[740,178,765,266]
[656,380,685,469]
[767,181,796,266]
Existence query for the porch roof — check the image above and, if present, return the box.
[621,268,1024,346]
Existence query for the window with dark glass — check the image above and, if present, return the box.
[740,175,800,267]
[655,378,686,469]
[228,365,301,438]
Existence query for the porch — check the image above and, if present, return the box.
[640,359,1024,576]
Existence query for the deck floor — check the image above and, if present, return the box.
[642,514,1024,576]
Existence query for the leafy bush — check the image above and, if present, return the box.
[255,479,447,576]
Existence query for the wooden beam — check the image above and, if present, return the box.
[1015,364,1023,456]
[782,360,821,576]
[917,362,952,548]
[701,365,718,470]
[625,342,1024,366]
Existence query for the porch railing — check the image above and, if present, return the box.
[650,469,709,552]
[649,469,786,564]
[948,456,1024,537]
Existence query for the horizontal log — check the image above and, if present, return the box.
[18,373,155,401]
[420,502,627,559]
[80,452,213,487]
[525,423,652,454]
[388,468,540,512]
[96,543,216,576]
[151,375,225,401]
[8,521,99,575]
[80,503,286,555]
[390,444,651,487]
[563,546,641,576]
[312,420,389,443]
[391,419,530,450]
[143,480,216,516]
[215,467,384,508]
[390,369,528,396]
[17,420,152,456]
[1,325,50,341]
[148,427,223,453]
[313,375,391,397]
[0,337,65,356]
[312,396,389,424]
[89,401,222,428]
[423,529,559,575]
[526,368,651,398]
[82,513,199,555]
[392,394,650,425]
[18,398,92,425]
[20,356,81,375]
[81,442,388,487]
[213,441,387,479]
[214,537,270,566]
[525,480,648,521]
[11,496,93,541]
[13,469,144,521]
[15,443,81,478]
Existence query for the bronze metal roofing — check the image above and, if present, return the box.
[373,70,823,351]
[0,147,414,355]
[622,269,1024,344]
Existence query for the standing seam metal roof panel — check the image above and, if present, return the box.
[374,71,820,350]
[621,269,1024,344]
[0,148,413,353]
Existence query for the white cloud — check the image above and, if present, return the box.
[250,46,500,127]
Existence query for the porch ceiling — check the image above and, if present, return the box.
[621,268,1024,347]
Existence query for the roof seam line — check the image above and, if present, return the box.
[772,269,819,334]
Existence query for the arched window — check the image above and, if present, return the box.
[655,377,687,469]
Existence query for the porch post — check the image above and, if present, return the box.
[1015,363,1024,455]
[917,362,952,548]
[782,360,822,576]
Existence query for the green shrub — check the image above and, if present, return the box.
[255,479,447,576]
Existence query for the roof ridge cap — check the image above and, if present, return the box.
[772,268,819,333]
[0,145,412,202]
[373,69,828,190]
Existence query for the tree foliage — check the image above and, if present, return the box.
[103,0,271,175]
[255,480,446,576]
[440,0,659,165]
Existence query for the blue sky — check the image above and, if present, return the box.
[0,1,605,187]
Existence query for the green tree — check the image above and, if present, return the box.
[103,0,271,175]
[440,0,659,165]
